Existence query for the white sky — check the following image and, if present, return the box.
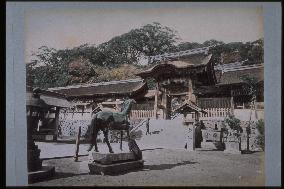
[25,4,263,62]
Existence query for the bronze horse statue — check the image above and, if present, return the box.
[87,99,136,153]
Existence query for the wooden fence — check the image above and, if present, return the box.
[130,110,155,119]
[200,108,230,118]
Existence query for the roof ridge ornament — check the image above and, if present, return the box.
[148,46,213,64]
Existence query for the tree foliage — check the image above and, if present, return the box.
[240,75,259,104]
[26,22,263,89]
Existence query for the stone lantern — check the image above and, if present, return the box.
[26,88,48,171]
[26,88,55,182]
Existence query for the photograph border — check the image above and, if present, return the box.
[6,2,281,186]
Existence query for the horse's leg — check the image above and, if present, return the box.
[87,127,99,152]
[126,129,130,141]
[87,126,95,152]
[93,128,99,152]
[103,129,114,153]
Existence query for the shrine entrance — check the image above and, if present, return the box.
[136,51,218,151]
[137,52,216,120]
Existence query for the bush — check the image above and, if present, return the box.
[256,119,265,151]
[224,115,242,132]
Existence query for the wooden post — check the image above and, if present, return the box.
[230,90,234,115]
[154,83,159,119]
[163,89,168,119]
[188,78,193,101]
[74,126,81,162]
[246,130,250,151]
[54,107,60,141]
[120,131,123,151]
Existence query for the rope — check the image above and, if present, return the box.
[130,119,147,133]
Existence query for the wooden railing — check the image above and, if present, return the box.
[130,110,155,119]
[200,108,230,118]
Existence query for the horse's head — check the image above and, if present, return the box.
[130,99,136,104]
[121,99,136,115]
[123,99,136,106]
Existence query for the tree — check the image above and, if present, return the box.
[26,46,71,89]
[67,56,97,85]
[177,42,203,51]
[241,75,259,151]
[128,22,180,57]
[203,39,225,47]
[89,22,179,67]
[256,119,265,151]
[241,75,258,117]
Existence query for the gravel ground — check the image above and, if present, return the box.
[30,148,264,186]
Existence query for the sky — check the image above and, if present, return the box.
[25,3,263,62]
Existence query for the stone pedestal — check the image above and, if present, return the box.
[28,143,42,172]
[223,130,241,154]
[28,166,55,183]
[88,152,144,175]
[201,141,224,150]
[88,139,144,175]
[224,142,241,154]
[89,152,137,164]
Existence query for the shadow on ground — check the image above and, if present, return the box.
[141,147,164,151]
[30,172,90,184]
[196,149,223,151]
[143,161,198,171]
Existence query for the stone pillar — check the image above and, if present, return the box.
[184,114,195,151]
[186,124,195,151]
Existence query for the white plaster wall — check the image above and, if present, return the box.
[234,109,264,121]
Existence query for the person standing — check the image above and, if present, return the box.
[195,121,203,148]
[214,123,218,130]
[145,118,150,135]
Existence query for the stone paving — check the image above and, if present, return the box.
[31,148,265,186]
[33,118,264,186]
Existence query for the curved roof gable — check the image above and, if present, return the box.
[137,54,213,78]
[48,78,147,98]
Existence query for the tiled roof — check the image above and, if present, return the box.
[48,78,147,98]
[26,86,72,108]
[216,64,264,85]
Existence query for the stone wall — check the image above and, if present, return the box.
[59,119,90,137]
[59,110,91,137]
